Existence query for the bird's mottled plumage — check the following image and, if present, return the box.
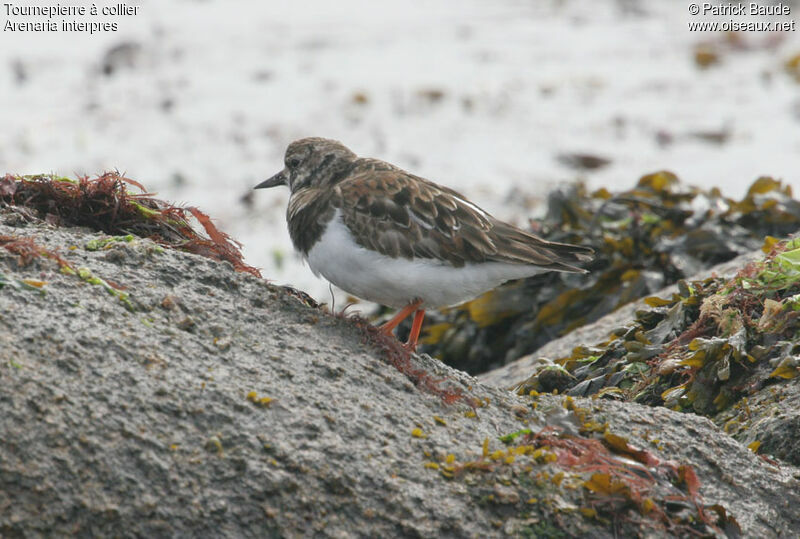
[255,137,593,349]
[258,137,592,270]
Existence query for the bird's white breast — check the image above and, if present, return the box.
[305,210,546,309]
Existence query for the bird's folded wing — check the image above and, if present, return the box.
[332,167,592,271]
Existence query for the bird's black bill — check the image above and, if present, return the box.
[254,170,287,189]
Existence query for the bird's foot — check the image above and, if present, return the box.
[379,299,422,335]
[401,308,426,352]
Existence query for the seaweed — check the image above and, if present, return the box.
[339,310,476,406]
[0,233,137,309]
[514,237,800,431]
[420,174,800,375]
[0,173,260,277]
[0,234,71,270]
[425,397,740,537]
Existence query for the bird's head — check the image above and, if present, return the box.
[255,137,357,194]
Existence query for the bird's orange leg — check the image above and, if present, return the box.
[403,309,426,351]
[380,299,423,335]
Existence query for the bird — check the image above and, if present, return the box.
[255,137,593,351]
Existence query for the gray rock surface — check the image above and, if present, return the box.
[2,210,799,537]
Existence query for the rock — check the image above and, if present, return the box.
[1,209,799,537]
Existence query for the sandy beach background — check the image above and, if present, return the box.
[2,0,799,306]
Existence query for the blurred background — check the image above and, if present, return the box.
[2,0,799,307]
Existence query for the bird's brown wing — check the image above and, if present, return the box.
[332,163,593,271]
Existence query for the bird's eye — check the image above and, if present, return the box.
[288,158,301,168]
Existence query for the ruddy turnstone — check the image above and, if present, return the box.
[256,138,593,350]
